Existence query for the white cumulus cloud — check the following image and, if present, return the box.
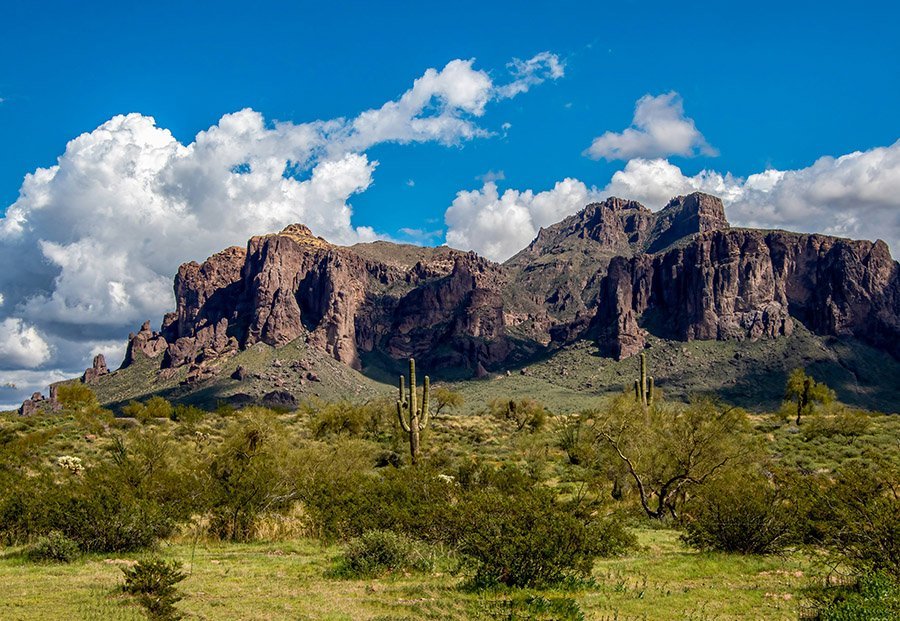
[444,178,599,261]
[585,92,717,161]
[0,318,51,369]
[495,51,565,99]
[604,142,900,252]
[0,53,562,406]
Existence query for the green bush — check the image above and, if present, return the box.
[303,464,456,542]
[0,451,178,552]
[454,487,634,588]
[803,408,871,440]
[488,398,549,432]
[56,383,100,411]
[25,531,80,563]
[681,469,797,555]
[805,572,900,621]
[121,558,187,621]
[170,404,205,425]
[306,400,394,439]
[556,414,597,466]
[336,530,433,578]
[811,463,900,580]
[52,484,175,552]
[204,411,301,541]
[122,397,174,424]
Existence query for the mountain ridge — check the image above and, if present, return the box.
[17,191,900,414]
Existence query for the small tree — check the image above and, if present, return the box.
[432,387,464,416]
[121,558,187,621]
[784,368,834,425]
[489,398,548,432]
[205,410,299,540]
[592,396,754,520]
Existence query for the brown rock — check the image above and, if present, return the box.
[82,354,110,385]
[591,229,899,359]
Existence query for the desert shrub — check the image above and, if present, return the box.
[0,436,182,552]
[25,531,80,563]
[454,487,634,588]
[432,387,464,416]
[556,414,597,466]
[122,397,174,423]
[204,411,301,541]
[56,383,100,412]
[170,404,205,426]
[454,460,535,494]
[306,400,394,439]
[812,462,900,579]
[303,463,457,542]
[681,468,797,554]
[121,558,187,621]
[336,530,433,578]
[804,572,900,621]
[0,473,55,545]
[803,407,871,440]
[488,398,549,432]
[51,483,175,552]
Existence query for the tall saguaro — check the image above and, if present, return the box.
[634,352,654,409]
[397,358,430,465]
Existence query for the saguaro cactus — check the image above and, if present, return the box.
[397,358,430,465]
[633,352,654,408]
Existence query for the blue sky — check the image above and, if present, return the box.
[1,1,899,407]
[2,1,898,233]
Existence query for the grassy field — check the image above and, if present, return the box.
[0,529,818,620]
[2,360,896,620]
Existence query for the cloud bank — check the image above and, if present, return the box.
[0,53,563,409]
[445,141,900,262]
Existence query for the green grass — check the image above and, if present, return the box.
[0,530,820,620]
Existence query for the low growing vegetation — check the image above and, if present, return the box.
[0,362,898,619]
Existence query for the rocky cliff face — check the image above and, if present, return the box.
[117,192,899,385]
[123,224,512,376]
[590,229,900,359]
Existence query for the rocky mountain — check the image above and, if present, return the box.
[121,224,514,381]
[24,191,897,414]
[120,192,899,377]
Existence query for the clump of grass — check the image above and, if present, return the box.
[334,530,434,578]
[25,531,81,563]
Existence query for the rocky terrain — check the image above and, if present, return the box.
[19,191,900,413]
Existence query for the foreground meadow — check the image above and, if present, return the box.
[1,529,814,620]
[1,369,897,620]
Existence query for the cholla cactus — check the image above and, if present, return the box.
[56,455,84,475]
[397,358,430,465]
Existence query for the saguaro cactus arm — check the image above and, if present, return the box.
[397,374,411,432]
[419,375,430,429]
